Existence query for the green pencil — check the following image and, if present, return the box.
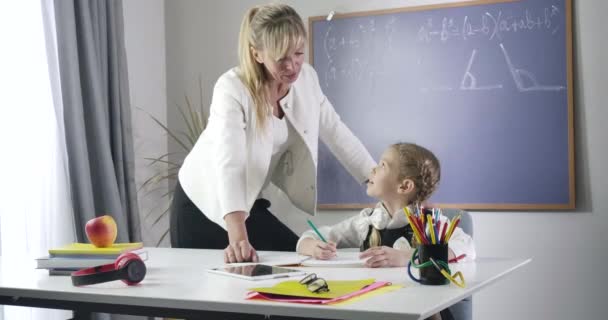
[307,219,327,243]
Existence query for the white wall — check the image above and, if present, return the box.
[161,0,608,319]
[123,0,170,247]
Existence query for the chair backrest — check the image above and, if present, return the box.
[439,208,473,320]
[439,208,473,238]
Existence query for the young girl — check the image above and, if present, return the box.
[297,142,476,267]
[298,143,475,320]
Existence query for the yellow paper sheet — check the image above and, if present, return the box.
[250,278,376,299]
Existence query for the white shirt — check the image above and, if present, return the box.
[297,203,477,261]
[261,115,292,193]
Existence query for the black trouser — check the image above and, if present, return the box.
[170,180,299,251]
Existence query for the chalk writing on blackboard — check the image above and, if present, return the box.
[429,43,566,93]
[499,43,565,92]
[460,49,503,91]
[321,5,566,93]
[417,5,562,43]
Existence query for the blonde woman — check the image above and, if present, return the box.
[172,4,375,263]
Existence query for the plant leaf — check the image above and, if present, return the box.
[143,113,190,152]
[156,228,170,247]
[143,151,184,162]
[137,85,210,247]
[198,75,208,132]
[141,175,177,197]
[152,196,172,226]
[177,101,196,147]
[153,117,190,151]
[139,173,177,195]
[195,110,205,138]
[138,174,162,192]
[178,131,196,148]
[142,192,173,221]
[143,157,181,168]
[185,94,202,139]
[136,107,190,152]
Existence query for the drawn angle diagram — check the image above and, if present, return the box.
[424,43,565,93]
[499,43,565,92]
[461,49,503,90]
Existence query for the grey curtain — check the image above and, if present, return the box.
[53,0,140,243]
[53,0,143,319]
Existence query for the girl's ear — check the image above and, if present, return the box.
[398,178,415,195]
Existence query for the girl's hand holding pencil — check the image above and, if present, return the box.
[305,219,337,260]
[311,240,337,260]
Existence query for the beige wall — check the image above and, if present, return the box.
[124,0,169,247]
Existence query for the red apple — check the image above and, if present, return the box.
[85,215,117,247]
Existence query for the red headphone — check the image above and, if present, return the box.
[71,252,146,286]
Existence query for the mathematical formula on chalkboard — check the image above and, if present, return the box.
[319,4,564,93]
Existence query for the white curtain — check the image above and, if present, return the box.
[0,1,77,319]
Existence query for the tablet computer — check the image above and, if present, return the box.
[207,264,306,281]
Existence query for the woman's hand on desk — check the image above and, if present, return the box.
[224,211,259,263]
[359,246,412,268]
[224,240,258,263]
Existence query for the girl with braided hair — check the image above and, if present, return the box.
[297,142,475,268]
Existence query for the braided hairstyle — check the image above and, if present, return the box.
[391,142,441,206]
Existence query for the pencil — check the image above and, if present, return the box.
[445,218,461,243]
[307,219,327,243]
[427,215,436,244]
[409,208,429,244]
[404,208,424,245]
[439,221,448,243]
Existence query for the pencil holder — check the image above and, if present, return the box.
[415,244,449,285]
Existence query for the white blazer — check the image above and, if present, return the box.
[178,63,376,229]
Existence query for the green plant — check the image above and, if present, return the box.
[139,80,207,246]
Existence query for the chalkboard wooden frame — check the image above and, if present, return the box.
[309,0,574,210]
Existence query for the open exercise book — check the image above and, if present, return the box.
[229,251,367,268]
[301,251,367,267]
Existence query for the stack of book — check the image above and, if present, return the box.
[36,242,145,275]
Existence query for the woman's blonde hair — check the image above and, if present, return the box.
[237,4,307,131]
[367,143,441,248]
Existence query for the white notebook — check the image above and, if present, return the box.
[227,253,310,267]
[300,251,368,268]
[226,251,368,268]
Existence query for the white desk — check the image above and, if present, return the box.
[0,248,530,320]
